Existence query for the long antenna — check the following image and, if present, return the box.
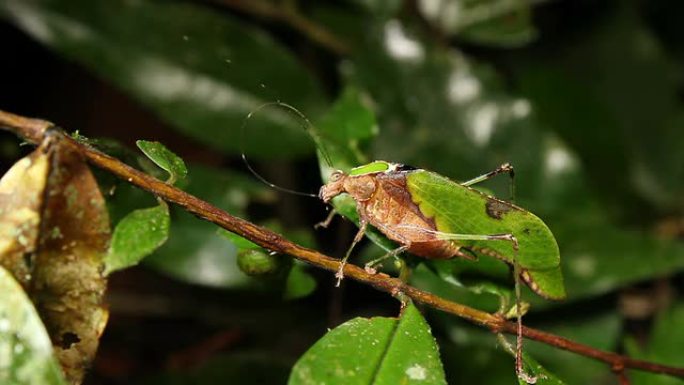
[240,101,333,198]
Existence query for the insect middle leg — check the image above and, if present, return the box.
[334,218,368,287]
[461,163,516,202]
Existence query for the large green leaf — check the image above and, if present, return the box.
[0,266,67,385]
[289,303,446,385]
[1,0,325,158]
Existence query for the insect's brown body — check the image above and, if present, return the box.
[320,168,471,260]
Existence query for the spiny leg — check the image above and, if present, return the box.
[394,226,534,383]
[461,162,516,202]
[335,219,368,287]
[364,245,409,274]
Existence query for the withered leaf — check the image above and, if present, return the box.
[31,136,110,384]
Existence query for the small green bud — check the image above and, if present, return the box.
[237,249,281,276]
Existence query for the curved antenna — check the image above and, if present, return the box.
[240,101,333,198]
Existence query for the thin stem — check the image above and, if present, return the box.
[1,109,683,381]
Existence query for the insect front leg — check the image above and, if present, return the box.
[335,218,368,287]
[461,163,516,202]
[314,209,337,229]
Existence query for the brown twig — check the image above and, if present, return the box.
[206,0,350,55]
[1,109,683,380]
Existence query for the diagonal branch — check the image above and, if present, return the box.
[1,109,683,380]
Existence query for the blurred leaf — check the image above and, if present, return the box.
[136,140,187,184]
[626,302,684,385]
[1,0,326,158]
[348,0,402,17]
[435,309,619,384]
[0,266,68,385]
[513,3,684,212]
[104,201,170,275]
[417,0,538,47]
[145,164,271,288]
[284,263,316,300]
[525,310,621,384]
[289,303,446,385]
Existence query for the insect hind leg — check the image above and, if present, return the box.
[398,227,535,383]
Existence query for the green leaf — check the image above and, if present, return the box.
[1,0,325,158]
[284,264,317,300]
[105,202,171,275]
[145,164,271,288]
[626,303,684,385]
[136,140,187,184]
[0,266,68,385]
[289,303,446,385]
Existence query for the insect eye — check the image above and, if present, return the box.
[330,171,343,182]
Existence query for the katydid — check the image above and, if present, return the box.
[318,160,564,383]
[240,102,564,383]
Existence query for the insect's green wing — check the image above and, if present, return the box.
[406,170,566,300]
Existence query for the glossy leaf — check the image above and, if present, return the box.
[104,201,170,275]
[0,266,68,385]
[1,0,325,158]
[289,303,446,385]
[136,140,187,184]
